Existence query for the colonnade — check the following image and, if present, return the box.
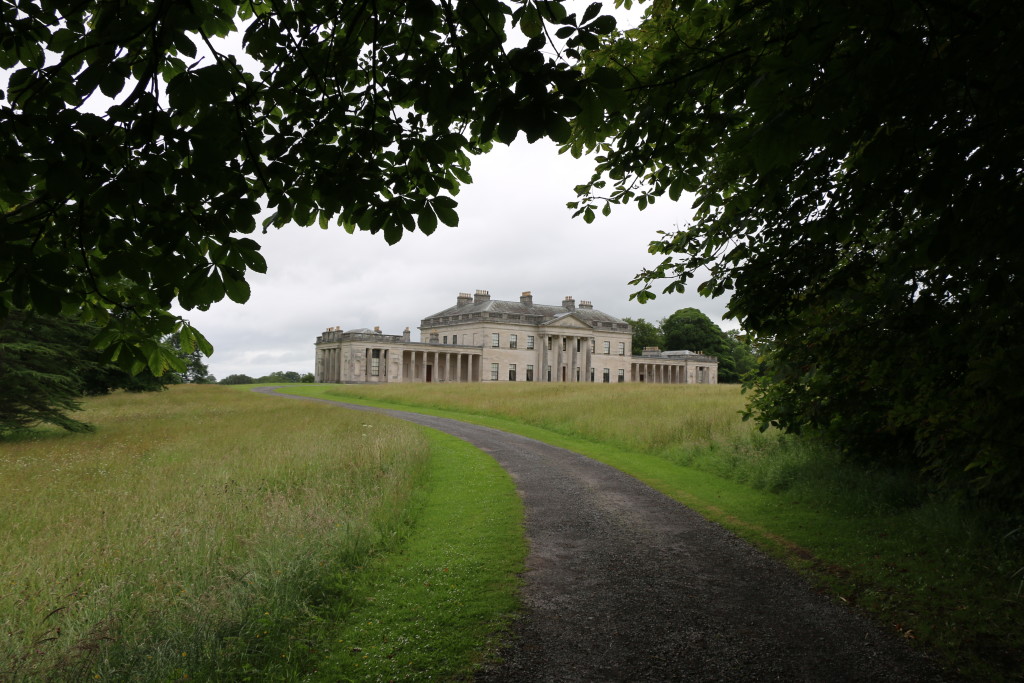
[316,346,343,383]
[401,349,481,382]
[630,362,711,384]
[314,345,483,383]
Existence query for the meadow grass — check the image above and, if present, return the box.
[280,382,1024,681]
[0,385,523,681]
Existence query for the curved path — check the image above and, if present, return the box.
[256,389,947,682]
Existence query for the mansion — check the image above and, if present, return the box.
[314,290,718,385]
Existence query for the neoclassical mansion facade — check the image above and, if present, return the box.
[314,290,718,385]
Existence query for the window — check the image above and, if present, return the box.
[603,368,610,383]
[576,367,581,381]
[527,335,535,349]
[618,342,626,355]
[509,364,517,381]
[490,363,499,380]
[617,369,625,382]
[510,334,518,349]
[547,365,552,381]
[370,349,381,376]
[603,341,611,354]
[590,339,595,353]
[546,337,552,350]
[526,365,534,381]
[577,338,583,352]
[452,334,457,344]
[590,368,595,382]
[562,338,567,351]
[492,333,500,348]
[443,336,448,344]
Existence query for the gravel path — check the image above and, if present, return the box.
[256,389,948,682]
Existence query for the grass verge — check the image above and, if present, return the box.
[276,383,1024,682]
[312,430,524,682]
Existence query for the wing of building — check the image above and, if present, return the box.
[314,290,718,384]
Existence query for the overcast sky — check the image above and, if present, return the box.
[173,139,731,380]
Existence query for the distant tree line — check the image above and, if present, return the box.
[624,309,756,384]
[220,371,314,385]
[0,312,215,435]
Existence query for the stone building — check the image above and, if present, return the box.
[314,290,718,384]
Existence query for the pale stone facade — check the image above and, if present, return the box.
[314,290,718,384]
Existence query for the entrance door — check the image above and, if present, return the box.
[426,365,433,382]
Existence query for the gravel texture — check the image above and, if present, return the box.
[257,389,949,682]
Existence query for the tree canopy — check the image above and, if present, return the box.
[0,311,173,434]
[571,0,1024,498]
[640,308,753,383]
[1,0,621,372]
[622,316,663,355]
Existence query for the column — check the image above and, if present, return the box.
[555,336,564,382]
[584,337,593,382]
[569,336,578,383]
[541,335,549,382]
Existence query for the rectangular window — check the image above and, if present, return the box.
[618,342,626,355]
[562,338,567,351]
[370,349,381,376]
[576,367,581,381]
[510,334,518,349]
[490,363,499,380]
[590,368,595,382]
[526,364,534,381]
[547,337,552,350]
[617,369,625,382]
[527,335,535,350]
[547,365,552,381]
[590,339,595,353]
[576,338,582,352]
[509,364,517,381]
[603,368,610,383]
[603,341,611,354]
[492,333,500,348]
[443,336,448,345]
[452,334,457,345]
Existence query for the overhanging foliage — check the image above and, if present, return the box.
[1,0,621,370]
[571,0,1024,499]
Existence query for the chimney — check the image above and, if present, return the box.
[373,326,381,333]
[474,289,490,304]
[579,300,593,309]
[562,295,575,310]
[403,327,411,342]
[457,292,472,307]
[520,291,533,306]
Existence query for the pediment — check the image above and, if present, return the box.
[542,314,593,330]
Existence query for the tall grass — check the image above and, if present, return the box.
[319,382,752,451]
[0,385,430,680]
[311,383,919,515]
